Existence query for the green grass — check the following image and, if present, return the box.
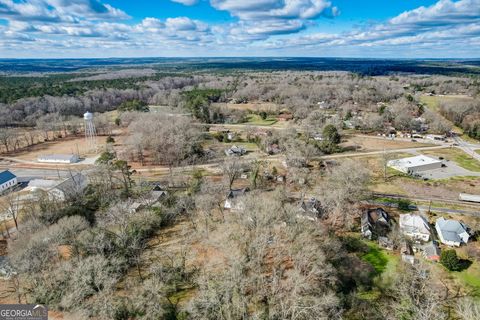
[454,261,480,295]
[362,245,389,275]
[420,95,465,134]
[452,153,480,172]
[476,150,480,155]
[357,241,400,300]
[424,148,480,172]
[244,114,277,126]
[420,95,441,111]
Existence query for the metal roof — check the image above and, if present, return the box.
[388,155,441,169]
[38,154,77,161]
[459,193,480,203]
[399,214,430,234]
[436,217,468,243]
[0,170,16,185]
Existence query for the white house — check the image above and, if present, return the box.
[399,214,431,242]
[28,173,87,201]
[387,155,442,174]
[0,170,17,193]
[38,154,80,164]
[435,217,469,247]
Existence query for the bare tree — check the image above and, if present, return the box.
[0,191,21,231]
[221,158,247,191]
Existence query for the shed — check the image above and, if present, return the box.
[421,241,441,262]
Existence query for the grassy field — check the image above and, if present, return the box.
[420,94,474,112]
[244,114,278,126]
[357,241,400,300]
[420,95,480,141]
[423,148,480,172]
[456,265,480,292]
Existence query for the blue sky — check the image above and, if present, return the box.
[0,0,478,58]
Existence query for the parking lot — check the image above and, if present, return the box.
[416,160,480,180]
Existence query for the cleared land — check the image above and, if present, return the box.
[341,135,433,152]
[211,101,279,112]
[6,135,108,162]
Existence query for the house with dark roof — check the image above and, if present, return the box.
[361,208,392,240]
[224,188,249,210]
[435,217,469,247]
[225,145,246,157]
[298,197,323,220]
[0,170,17,193]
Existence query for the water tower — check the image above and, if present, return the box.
[84,111,97,150]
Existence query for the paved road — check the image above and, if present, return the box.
[454,136,480,162]
[368,201,480,217]
[318,145,447,160]
[372,192,480,210]
[0,166,75,180]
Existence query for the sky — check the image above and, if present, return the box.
[0,0,479,58]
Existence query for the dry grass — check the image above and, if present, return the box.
[341,135,432,152]
[211,101,279,112]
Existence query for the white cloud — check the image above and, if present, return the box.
[0,0,479,58]
[171,0,198,5]
[210,0,337,20]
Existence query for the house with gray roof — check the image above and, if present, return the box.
[435,217,469,247]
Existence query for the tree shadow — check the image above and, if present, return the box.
[458,259,473,271]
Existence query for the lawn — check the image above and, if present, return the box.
[453,260,480,295]
[423,148,480,172]
[244,114,277,126]
[361,242,399,281]
[362,244,390,275]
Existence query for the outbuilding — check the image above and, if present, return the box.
[38,154,80,164]
[0,170,17,193]
[387,155,442,174]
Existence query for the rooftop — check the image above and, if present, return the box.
[399,213,430,234]
[38,154,78,161]
[388,155,441,168]
[0,170,16,185]
[436,217,469,243]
